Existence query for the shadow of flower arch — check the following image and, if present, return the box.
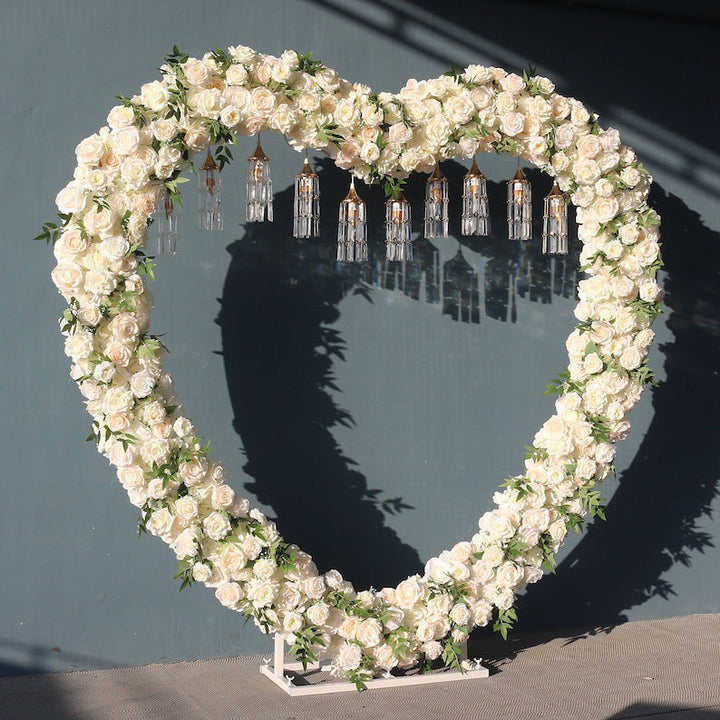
[217,160,717,624]
[512,184,720,632]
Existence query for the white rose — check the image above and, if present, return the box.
[425,114,451,145]
[173,528,198,559]
[500,73,525,94]
[111,126,141,156]
[620,167,641,188]
[76,134,105,165]
[360,141,380,163]
[174,495,199,523]
[619,346,643,371]
[395,576,425,609]
[253,558,278,581]
[178,457,208,486]
[215,581,244,608]
[599,127,621,151]
[554,124,575,150]
[129,369,156,398]
[471,600,493,627]
[444,93,474,124]
[185,124,210,152]
[424,556,451,584]
[52,262,84,296]
[595,442,616,464]
[140,80,169,112]
[146,507,174,538]
[336,643,363,670]
[183,58,210,87]
[173,416,194,438]
[152,118,178,143]
[495,562,524,589]
[193,562,213,583]
[638,281,662,303]
[211,484,235,510]
[592,196,620,224]
[356,618,383,648]
[449,603,472,626]
[598,151,620,173]
[55,181,86,214]
[140,437,170,465]
[302,575,326,600]
[282,611,303,634]
[307,602,330,626]
[217,543,247,578]
[250,86,276,118]
[573,159,601,185]
[203,511,231,541]
[478,510,516,541]
[107,105,135,128]
[500,112,525,137]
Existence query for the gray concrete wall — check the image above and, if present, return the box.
[1,0,718,674]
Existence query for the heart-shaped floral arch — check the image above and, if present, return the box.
[46,45,662,687]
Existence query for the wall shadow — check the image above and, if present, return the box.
[218,156,719,633]
[216,158,577,589]
[515,184,720,631]
[216,160,423,590]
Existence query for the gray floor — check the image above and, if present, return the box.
[1,614,718,720]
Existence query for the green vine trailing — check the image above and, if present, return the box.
[44,44,661,687]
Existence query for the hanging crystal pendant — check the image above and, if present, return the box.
[246,136,273,222]
[385,191,413,261]
[337,176,367,262]
[293,154,320,238]
[424,163,449,238]
[198,149,222,231]
[507,164,532,240]
[542,181,568,254]
[157,196,181,255]
[461,158,490,236]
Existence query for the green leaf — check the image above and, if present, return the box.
[174,555,196,591]
[505,537,529,560]
[493,607,517,640]
[296,51,325,75]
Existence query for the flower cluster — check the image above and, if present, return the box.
[47,45,661,687]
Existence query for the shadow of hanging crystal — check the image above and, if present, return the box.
[216,157,423,589]
[442,244,480,324]
[372,235,441,304]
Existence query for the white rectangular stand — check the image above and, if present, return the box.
[259,633,489,696]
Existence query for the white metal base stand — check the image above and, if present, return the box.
[259,633,489,696]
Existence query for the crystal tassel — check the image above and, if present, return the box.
[337,176,367,262]
[507,164,532,240]
[293,155,320,238]
[461,158,490,236]
[542,181,568,254]
[424,163,449,238]
[385,192,412,261]
[198,149,222,231]
[246,136,273,222]
[157,196,181,255]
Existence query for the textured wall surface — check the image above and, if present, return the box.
[1,0,718,674]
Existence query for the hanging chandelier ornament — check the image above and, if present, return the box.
[293,153,320,239]
[337,175,367,262]
[385,191,413,261]
[198,149,222,231]
[246,135,273,222]
[424,163,449,239]
[157,196,181,255]
[461,158,490,237]
[507,162,532,241]
[542,181,569,255]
